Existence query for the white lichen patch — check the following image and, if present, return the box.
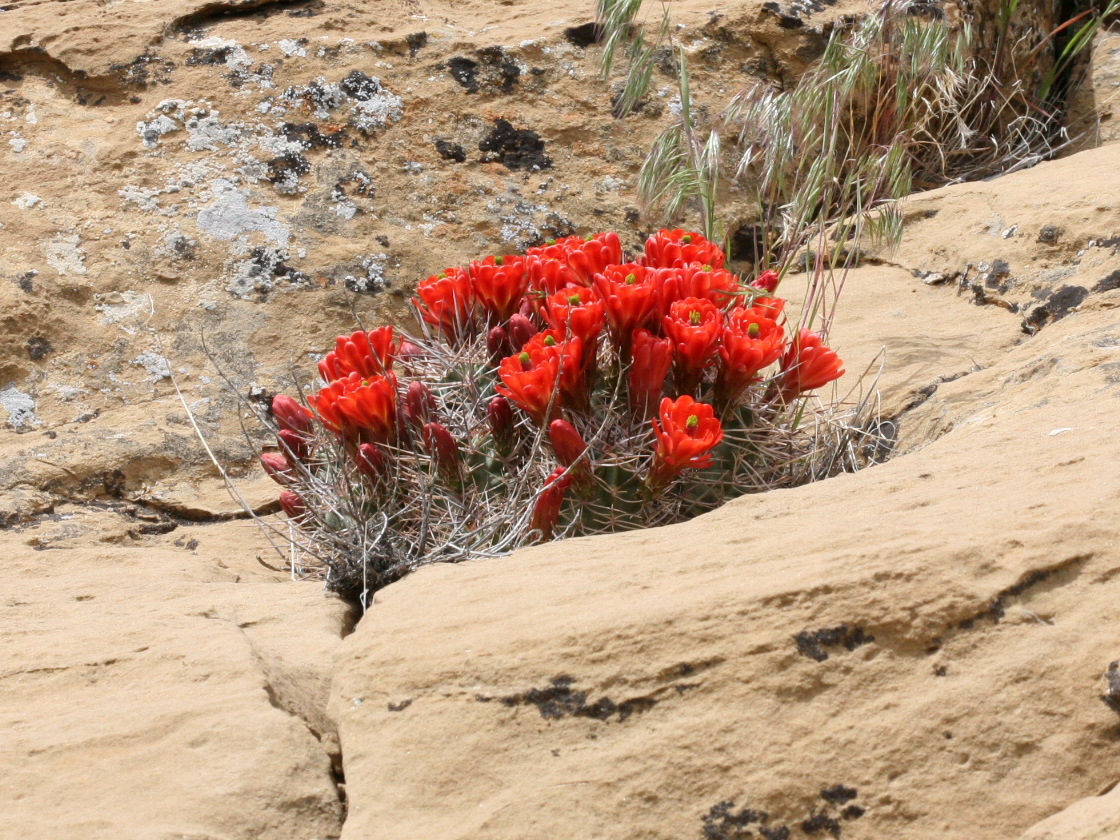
[278,39,307,58]
[130,352,172,382]
[137,114,180,149]
[0,386,38,428]
[190,36,253,71]
[9,137,26,153]
[186,111,243,151]
[196,179,290,247]
[44,235,87,276]
[12,192,42,209]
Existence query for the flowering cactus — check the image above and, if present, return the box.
[262,229,850,603]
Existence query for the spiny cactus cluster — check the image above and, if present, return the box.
[259,230,859,607]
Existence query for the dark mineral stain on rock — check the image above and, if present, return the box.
[478,119,551,171]
[435,139,467,162]
[446,56,479,93]
[1092,270,1120,294]
[794,625,874,662]
[27,337,52,360]
[492,676,655,722]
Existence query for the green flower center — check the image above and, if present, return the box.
[682,234,692,244]
[625,273,636,285]
[546,238,556,246]
[543,335,556,347]
[519,352,531,366]
[689,310,702,325]
[568,294,581,305]
[701,264,711,272]
[494,256,504,266]
[747,322,761,337]
[686,414,699,430]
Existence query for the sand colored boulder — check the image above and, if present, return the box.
[1019,784,1120,840]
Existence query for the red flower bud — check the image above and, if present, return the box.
[279,490,306,519]
[488,326,511,362]
[277,428,311,464]
[487,395,516,453]
[356,442,385,481]
[629,328,673,420]
[405,380,436,428]
[774,329,845,402]
[548,419,588,468]
[507,313,539,352]
[261,451,294,486]
[272,394,313,436]
[530,466,571,542]
[422,422,462,486]
[751,269,779,292]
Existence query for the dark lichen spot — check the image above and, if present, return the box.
[801,809,841,837]
[1102,660,1120,717]
[478,119,551,171]
[702,801,772,839]
[841,805,865,820]
[1093,270,1120,294]
[1037,225,1062,244]
[281,121,346,149]
[446,57,479,93]
[1022,284,1089,334]
[564,22,603,48]
[340,70,380,100]
[266,151,310,194]
[494,676,655,722]
[17,271,36,293]
[820,785,858,806]
[794,625,875,662]
[435,139,467,162]
[406,31,428,57]
[27,336,51,360]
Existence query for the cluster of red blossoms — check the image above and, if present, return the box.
[265,229,844,545]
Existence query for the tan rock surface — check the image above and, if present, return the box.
[330,147,1120,839]
[1018,784,1120,840]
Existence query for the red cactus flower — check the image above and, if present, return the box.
[750,295,785,320]
[355,442,385,481]
[413,267,474,340]
[277,428,311,464]
[526,235,587,262]
[470,255,530,324]
[272,394,313,435]
[566,232,624,284]
[422,421,462,486]
[318,327,397,382]
[487,395,517,453]
[628,328,672,419]
[261,451,294,486]
[405,380,436,428]
[751,269,780,292]
[642,229,725,270]
[716,307,786,406]
[530,466,572,542]
[650,395,724,485]
[495,331,582,424]
[775,329,845,402]
[548,419,588,468]
[653,264,739,318]
[592,263,658,355]
[312,372,398,441]
[527,256,579,295]
[662,297,724,390]
[543,286,605,346]
[279,490,306,519]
